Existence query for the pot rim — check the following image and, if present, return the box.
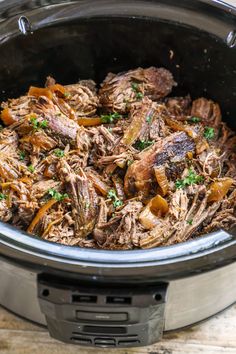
[0,0,235,276]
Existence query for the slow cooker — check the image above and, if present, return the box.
[0,0,236,348]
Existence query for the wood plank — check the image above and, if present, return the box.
[1,329,236,354]
[1,304,236,353]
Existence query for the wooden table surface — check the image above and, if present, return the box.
[1,0,236,353]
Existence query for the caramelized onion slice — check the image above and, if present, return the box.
[28,86,53,100]
[87,172,109,196]
[27,198,57,233]
[49,84,66,96]
[20,133,56,150]
[207,178,234,202]
[1,108,17,126]
[139,194,169,230]
[154,165,169,196]
[139,206,161,230]
[150,194,169,216]
[77,117,102,126]
[165,117,197,139]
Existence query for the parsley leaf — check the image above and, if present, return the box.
[136,92,144,100]
[189,116,201,123]
[30,116,39,129]
[131,81,144,100]
[30,116,48,130]
[54,149,65,158]
[19,151,26,161]
[187,219,193,225]
[0,193,7,201]
[175,169,204,189]
[28,165,35,173]
[48,188,68,202]
[127,159,133,166]
[131,82,139,91]
[146,114,152,124]
[204,127,215,140]
[85,202,90,209]
[107,189,123,208]
[39,120,48,128]
[135,139,154,151]
[101,112,121,124]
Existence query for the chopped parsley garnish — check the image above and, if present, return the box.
[131,81,144,100]
[187,219,193,225]
[19,151,26,161]
[30,116,39,129]
[28,165,35,173]
[131,82,139,91]
[54,149,65,158]
[146,114,152,124]
[107,189,123,208]
[64,91,70,98]
[30,116,48,129]
[127,159,133,166]
[175,169,204,189]
[39,120,48,128]
[189,116,201,123]
[135,139,154,151]
[0,193,7,201]
[48,188,68,202]
[101,112,121,124]
[204,126,215,140]
[136,92,144,100]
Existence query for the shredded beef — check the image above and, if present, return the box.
[0,66,235,249]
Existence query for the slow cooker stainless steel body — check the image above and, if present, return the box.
[0,0,236,348]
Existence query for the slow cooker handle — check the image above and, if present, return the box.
[37,276,168,348]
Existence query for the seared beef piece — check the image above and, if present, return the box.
[0,200,12,222]
[165,95,191,117]
[88,126,122,168]
[124,132,195,196]
[34,96,81,144]
[17,201,39,225]
[1,96,37,125]
[32,179,60,199]
[191,98,221,128]
[0,129,18,148]
[59,161,98,238]
[0,129,27,180]
[64,80,99,117]
[202,207,236,234]
[149,115,170,139]
[94,199,143,249]
[139,187,221,248]
[45,76,99,118]
[20,130,58,154]
[121,97,157,145]
[99,67,176,113]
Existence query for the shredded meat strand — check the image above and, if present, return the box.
[0,66,235,249]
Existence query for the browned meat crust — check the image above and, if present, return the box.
[124,132,195,197]
[99,67,176,113]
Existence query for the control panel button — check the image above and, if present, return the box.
[94,338,116,347]
[76,311,128,321]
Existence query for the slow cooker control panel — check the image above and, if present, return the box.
[38,276,168,348]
